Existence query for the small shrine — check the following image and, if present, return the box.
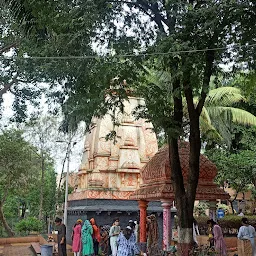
[130,142,229,250]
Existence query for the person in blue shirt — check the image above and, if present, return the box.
[237,217,256,256]
[117,226,139,256]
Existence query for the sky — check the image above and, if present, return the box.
[1,91,85,174]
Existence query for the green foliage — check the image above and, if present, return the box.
[196,215,256,236]
[202,87,256,147]
[0,129,57,236]
[217,203,229,212]
[15,217,43,234]
[206,148,256,192]
[25,165,56,218]
[0,130,40,202]
[194,201,210,216]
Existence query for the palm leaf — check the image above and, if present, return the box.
[206,87,245,107]
[144,67,172,89]
[200,107,222,141]
[207,106,256,126]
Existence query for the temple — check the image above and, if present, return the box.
[67,96,167,243]
[67,95,229,250]
[68,96,158,200]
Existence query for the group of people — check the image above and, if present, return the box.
[206,218,256,256]
[71,217,140,256]
[55,214,256,256]
[71,218,101,256]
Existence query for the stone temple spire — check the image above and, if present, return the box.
[68,96,158,201]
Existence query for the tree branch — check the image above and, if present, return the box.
[0,73,18,99]
[107,0,152,17]
[196,49,215,114]
[142,1,168,34]
[0,43,17,55]
[107,0,167,35]
[1,178,11,204]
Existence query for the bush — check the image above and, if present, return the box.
[194,201,210,216]
[196,215,256,236]
[15,217,43,235]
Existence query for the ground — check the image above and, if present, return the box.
[0,243,73,256]
[0,242,237,256]
[0,243,33,256]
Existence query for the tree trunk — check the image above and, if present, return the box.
[0,203,15,237]
[169,138,194,255]
[20,201,26,219]
[38,152,45,220]
[168,76,194,255]
[229,199,235,214]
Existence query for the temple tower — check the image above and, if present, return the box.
[68,96,158,201]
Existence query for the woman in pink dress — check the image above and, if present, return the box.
[72,219,83,256]
[207,219,227,256]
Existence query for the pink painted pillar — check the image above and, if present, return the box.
[161,199,172,251]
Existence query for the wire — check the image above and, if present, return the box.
[2,43,256,60]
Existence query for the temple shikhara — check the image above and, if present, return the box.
[68,96,158,201]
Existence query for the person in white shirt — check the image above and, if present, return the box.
[193,218,200,246]
[237,209,245,216]
[109,218,121,256]
[237,217,256,256]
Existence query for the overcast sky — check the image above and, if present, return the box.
[1,91,85,174]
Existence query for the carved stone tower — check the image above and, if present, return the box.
[68,96,158,201]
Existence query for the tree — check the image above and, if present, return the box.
[144,70,256,147]
[202,86,256,148]
[0,130,39,236]
[0,3,44,122]
[206,148,256,213]
[25,116,58,220]
[25,115,82,223]
[4,1,256,253]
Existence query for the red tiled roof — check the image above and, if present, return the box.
[130,141,229,201]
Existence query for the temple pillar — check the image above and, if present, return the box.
[161,199,172,251]
[138,200,148,243]
[209,200,217,221]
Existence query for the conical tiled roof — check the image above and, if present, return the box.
[131,141,229,201]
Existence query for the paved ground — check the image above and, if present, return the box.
[0,243,74,256]
[0,243,33,256]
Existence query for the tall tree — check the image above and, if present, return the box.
[0,2,44,122]
[25,115,63,220]
[206,148,256,213]
[4,1,256,252]
[0,130,39,236]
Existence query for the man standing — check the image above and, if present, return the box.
[109,218,120,256]
[55,217,67,256]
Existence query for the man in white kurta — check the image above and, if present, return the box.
[109,219,121,256]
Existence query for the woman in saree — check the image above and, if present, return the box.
[207,219,227,256]
[81,220,94,256]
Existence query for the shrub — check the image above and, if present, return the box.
[196,215,256,236]
[194,201,210,216]
[15,217,43,234]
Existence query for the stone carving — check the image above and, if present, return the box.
[88,169,104,188]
